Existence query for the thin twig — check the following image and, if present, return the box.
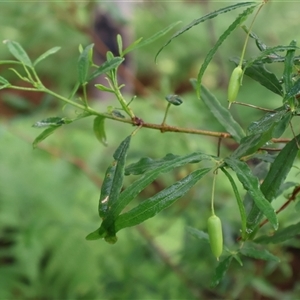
[234,101,276,112]
[259,185,300,228]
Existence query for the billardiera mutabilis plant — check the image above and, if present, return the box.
[1,0,300,286]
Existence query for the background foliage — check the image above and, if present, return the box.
[1,1,300,299]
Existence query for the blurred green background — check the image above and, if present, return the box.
[1,1,300,299]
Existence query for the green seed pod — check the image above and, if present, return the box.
[227,66,243,108]
[207,214,223,260]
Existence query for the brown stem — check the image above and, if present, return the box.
[260,185,300,228]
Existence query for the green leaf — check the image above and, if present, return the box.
[90,153,213,240]
[0,76,9,85]
[33,46,61,66]
[116,34,123,56]
[283,77,300,103]
[240,245,280,262]
[0,76,10,89]
[111,110,125,119]
[155,2,256,62]
[243,26,267,52]
[272,111,293,138]
[125,152,213,175]
[186,227,209,242]
[32,117,66,128]
[3,40,32,67]
[198,84,245,143]
[221,167,247,240]
[230,58,283,96]
[246,63,283,96]
[95,84,114,93]
[232,132,273,159]
[123,21,181,57]
[283,40,297,94]
[32,126,61,149]
[232,254,243,267]
[121,37,143,56]
[225,157,278,230]
[210,256,233,288]
[93,116,107,146]
[88,57,124,81]
[254,221,300,244]
[87,137,131,241]
[78,43,94,84]
[196,5,257,97]
[247,106,288,135]
[244,44,299,69]
[114,168,211,231]
[246,134,300,233]
[98,135,131,220]
[231,107,289,159]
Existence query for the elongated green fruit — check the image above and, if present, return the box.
[227,66,243,108]
[207,214,223,260]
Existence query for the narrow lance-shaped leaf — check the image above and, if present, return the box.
[232,107,288,159]
[221,167,247,240]
[210,256,233,288]
[246,63,283,96]
[196,5,257,97]
[247,106,287,134]
[87,152,213,240]
[225,157,278,230]
[32,126,62,149]
[86,136,131,242]
[78,43,94,84]
[33,46,61,66]
[196,83,245,143]
[186,227,209,242]
[125,152,213,175]
[242,26,267,52]
[155,2,256,61]
[98,135,131,219]
[88,57,124,81]
[3,40,32,67]
[272,111,293,138]
[0,76,9,85]
[114,168,211,231]
[117,34,123,56]
[93,116,107,146]
[254,221,300,244]
[32,117,67,128]
[123,21,181,56]
[240,245,280,262]
[283,40,297,94]
[246,134,300,235]
[244,44,299,69]
[0,76,10,90]
[283,77,300,103]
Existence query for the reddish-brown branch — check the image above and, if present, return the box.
[260,185,300,228]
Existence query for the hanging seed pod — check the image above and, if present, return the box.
[227,66,243,108]
[207,214,223,260]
